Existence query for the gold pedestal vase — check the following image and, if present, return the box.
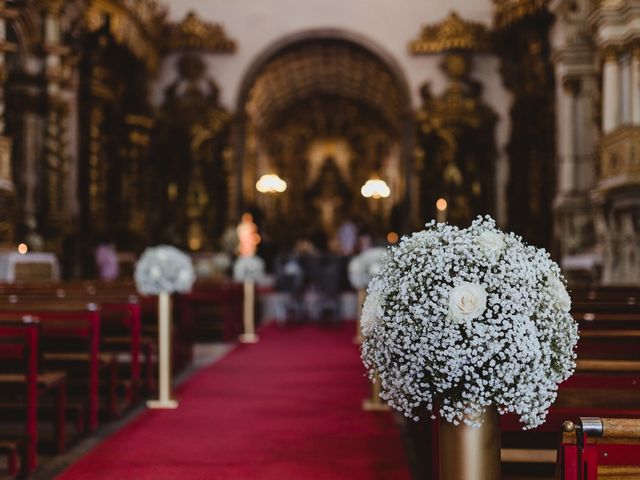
[239,279,259,343]
[438,405,501,480]
[147,292,179,409]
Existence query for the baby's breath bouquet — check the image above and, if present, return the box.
[134,245,195,295]
[233,255,265,283]
[361,216,578,429]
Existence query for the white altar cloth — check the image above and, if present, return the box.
[0,252,60,282]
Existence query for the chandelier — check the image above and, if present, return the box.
[256,174,287,193]
[360,178,390,199]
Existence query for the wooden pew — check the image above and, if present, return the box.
[557,417,640,479]
[179,282,243,342]
[0,291,143,407]
[500,305,640,471]
[0,317,67,473]
[0,304,105,432]
[570,286,640,303]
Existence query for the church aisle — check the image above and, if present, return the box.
[57,323,409,480]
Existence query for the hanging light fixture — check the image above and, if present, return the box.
[256,174,287,193]
[361,177,390,199]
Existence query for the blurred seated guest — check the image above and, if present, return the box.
[95,243,119,281]
[316,255,342,324]
[357,227,373,253]
[275,255,306,323]
[337,217,358,255]
[293,238,318,256]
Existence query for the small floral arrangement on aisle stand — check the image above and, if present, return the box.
[233,255,266,343]
[211,252,232,279]
[348,247,387,343]
[135,245,195,409]
[348,247,389,411]
[360,216,578,479]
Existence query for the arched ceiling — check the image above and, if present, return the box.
[245,39,407,133]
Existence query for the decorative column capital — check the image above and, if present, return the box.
[40,0,65,15]
[602,45,621,63]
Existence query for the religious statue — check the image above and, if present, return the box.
[237,212,260,257]
[306,157,352,239]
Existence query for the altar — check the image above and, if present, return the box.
[0,251,60,282]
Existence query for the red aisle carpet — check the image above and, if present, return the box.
[57,323,410,480]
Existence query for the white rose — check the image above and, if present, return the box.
[548,276,571,312]
[361,292,383,337]
[477,230,505,257]
[448,282,487,323]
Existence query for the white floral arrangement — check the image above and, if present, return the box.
[212,252,232,275]
[233,255,265,282]
[361,216,578,429]
[348,247,387,289]
[134,245,195,295]
[194,253,232,279]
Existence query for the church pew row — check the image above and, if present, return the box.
[177,283,243,342]
[0,286,154,393]
[0,279,244,393]
[0,318,67,474]
[0,279,244,370]
[0,293,143,405]
[557,417,640,479]
[498,297,640,471]
[0,304,105,433]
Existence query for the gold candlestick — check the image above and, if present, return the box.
[439,405,501,480]
[147,292,178,409]
[362,373,390,411]
[239,279,259,343]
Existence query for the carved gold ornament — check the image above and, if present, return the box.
[169,11,236,52]
[409,12,490,54]
[85,0,167,71]
[493,0,548,29]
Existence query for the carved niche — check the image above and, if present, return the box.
[148,54,232,251]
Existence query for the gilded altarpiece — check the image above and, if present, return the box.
[411,13,498,226]
[241,39,409,246]
[149,54,231,251]
[77,26,154,251]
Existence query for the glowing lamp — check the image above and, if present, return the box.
[17,243,28,255]
[360,179,390,199]
[256,174,287,193]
